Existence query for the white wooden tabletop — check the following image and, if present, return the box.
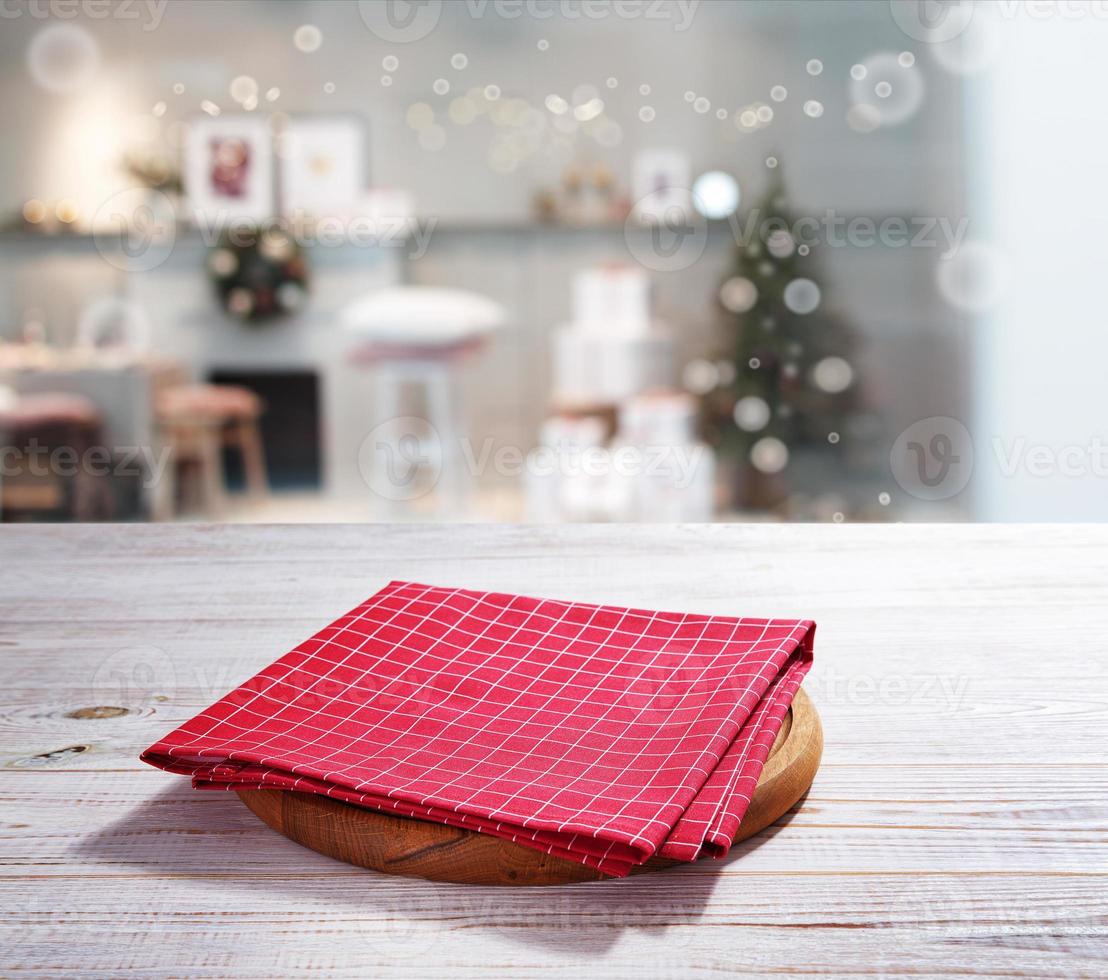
[2,523,1106,978]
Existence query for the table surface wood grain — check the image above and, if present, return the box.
[1,523,1106,978]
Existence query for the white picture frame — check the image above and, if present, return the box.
[630,148,692,224]
[279,116,365,219]
[183,114,274,226]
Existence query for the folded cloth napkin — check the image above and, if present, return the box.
[142,580,815,877]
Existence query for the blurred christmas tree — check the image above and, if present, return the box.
[698,168,861,510]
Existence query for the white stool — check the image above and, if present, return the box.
[341,288,505,518]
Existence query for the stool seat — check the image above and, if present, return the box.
[157,384,262,424]
[347,335,488,366]
[153,383,268,519]
[0,391,109,521]
[341,287,505,344]
[0,392,101,431]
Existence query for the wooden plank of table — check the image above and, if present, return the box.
[1,523,1106,978]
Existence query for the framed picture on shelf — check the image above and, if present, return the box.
[184,114,274,225]
[278,116,365,219]
[630,148,691,224]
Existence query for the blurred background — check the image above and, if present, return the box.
[0,0,1100,524]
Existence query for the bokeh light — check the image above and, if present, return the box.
[734,396,771,432]
[293,25,322,53]
[750,436,789,474]
[27,23,100,94]
[849,51,924,127]
[936,242,1010,313]
[783,278,821,314]
[692,171,740,219]
[720,276,758,313]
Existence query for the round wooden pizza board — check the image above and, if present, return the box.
[236,687,822,886]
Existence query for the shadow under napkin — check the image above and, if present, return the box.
[73,782,803,954]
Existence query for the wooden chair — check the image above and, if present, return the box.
[76,296,268,519]
[155,383,268,519]
[0,391,112,521]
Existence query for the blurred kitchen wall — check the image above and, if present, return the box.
[0,0,972,506]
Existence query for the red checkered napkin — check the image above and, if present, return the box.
[142,581,814,877]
